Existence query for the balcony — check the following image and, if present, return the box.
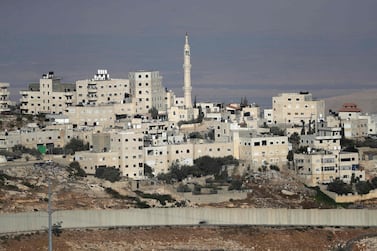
[87,94,97,101]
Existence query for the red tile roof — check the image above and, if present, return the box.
[338,103,361,112]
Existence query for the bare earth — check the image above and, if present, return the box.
[1,226,377,251]
[2,160,377,250]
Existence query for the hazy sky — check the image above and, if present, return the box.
[1,0,377,107]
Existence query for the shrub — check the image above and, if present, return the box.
[67,161,86,178]
[157,156,238,183]
[176,184,192,193]
[355,181,373,195]
[104,187,135,201]
[135,190,175,205]
[228,179,243,191]
[64,138,89,155]
[270,165,280,171]
[371,176,377,189]
[327,179,352,195]
[95,166,121,182]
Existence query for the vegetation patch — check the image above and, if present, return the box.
[67,161,86,178]
[310,186,350,208]
[104,187,135,201]
[134,190,175,205]
[157,155,238,183]
[95,166,121,182]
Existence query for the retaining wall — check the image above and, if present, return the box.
[1,208,377,234]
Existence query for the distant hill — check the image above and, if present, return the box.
[324,89,377,115]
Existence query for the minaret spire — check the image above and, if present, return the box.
[183,32,192,109]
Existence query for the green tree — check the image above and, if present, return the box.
[95,166,121,182]
[270,126,285,136]
[148,107,159,120]
[371,177,377,189]
[228,178,243,190]
[207,129,215,140]
[289,132,301,152]
[287,150,294,161]
[355,181,373,195]
[67,161,86,178]
[144,163,154,178]
[64,138,89,154]
[189,132,203,139]
[327,179,352,195]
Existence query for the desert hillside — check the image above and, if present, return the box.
[325,89,377,114]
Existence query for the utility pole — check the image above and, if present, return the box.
[48,173,52,251]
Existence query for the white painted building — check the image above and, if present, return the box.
[295,151,364,185]
[129,71,166,115]
[20,72,76,115]
[272,92,325,125]
[75,69,130,106]
[0,82,10,113]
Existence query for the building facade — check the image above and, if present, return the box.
[272,92,325,125]
[129,71,166,115]
[295,151,364,185]
[20,72,76,115]
[0,82,10,113]
[75,69,130,106]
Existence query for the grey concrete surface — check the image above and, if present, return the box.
[1,208,377,234]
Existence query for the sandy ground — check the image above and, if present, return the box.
[1,226,377,251]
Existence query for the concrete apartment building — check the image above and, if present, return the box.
[0,82,11,113]
[110,130,145,179]
[300,121,342,152]
[75,69,130,106]
[20,72,76,115]
[272,92,325,125]
[129,71,166,115]
[197,102,222,121]
[337,103,369,139]
[75,130,145,178]
[65,104,116,129]
[294,151,364,185]
[0,124,71,152]
[238,132,289,169]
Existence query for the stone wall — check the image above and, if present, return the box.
[322,188,377,203]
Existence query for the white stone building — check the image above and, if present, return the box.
[20,72,76,115]
[272,92,325,125]
[238,132,289,169]
[129,71,166,115]
[294,151,364,185]
[0,82,10,113]
[75,69,130,106]
[300,121,342,152]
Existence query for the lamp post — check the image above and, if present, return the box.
[48,174,52,251]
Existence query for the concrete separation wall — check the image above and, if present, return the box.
[1,208,377,234]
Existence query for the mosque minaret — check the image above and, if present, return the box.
[183,32,192,109]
